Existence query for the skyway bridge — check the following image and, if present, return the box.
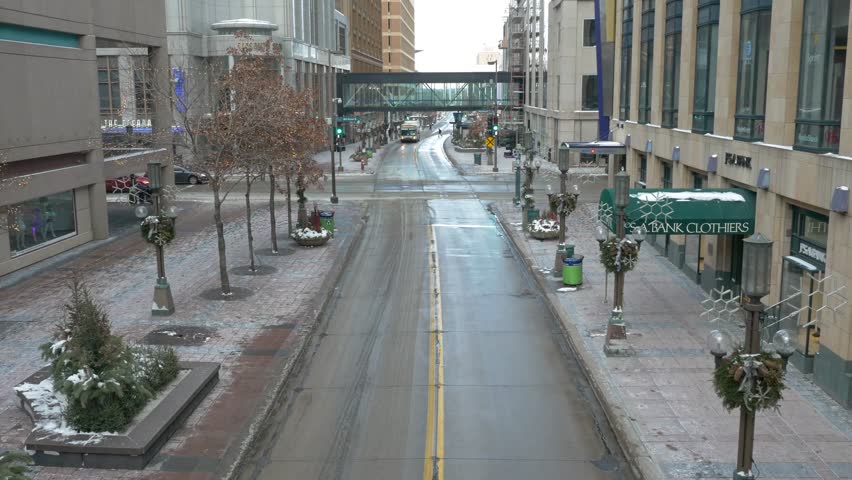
[337,72,511,113]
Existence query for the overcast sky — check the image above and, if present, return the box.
[414,0,507,72]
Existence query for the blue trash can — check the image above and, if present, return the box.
[562,255,584,286]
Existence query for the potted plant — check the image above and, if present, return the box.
[291,205,331,247]
[529,217,560,240]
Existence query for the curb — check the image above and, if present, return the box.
[492,207,665,480]
[441,136,466,174]
[222,202,371,480]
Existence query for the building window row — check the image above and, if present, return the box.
[619,0,849,154]
[638,0,655,124]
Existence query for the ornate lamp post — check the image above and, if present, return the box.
[136,161,177,316]
[513,154,522,205]
[604,170,631,353]
[553,145,579,275]
[732,233,773,480]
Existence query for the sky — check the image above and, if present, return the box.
[413,0,507,72]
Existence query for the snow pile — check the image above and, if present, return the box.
[291,228,331,240]
[14,378,110,441]
[633,191,746,203]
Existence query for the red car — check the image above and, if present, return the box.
[105,174,149,193]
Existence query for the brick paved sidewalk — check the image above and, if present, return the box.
[0,198,366,479]
[494,201,852,480]
[313,139,391,176]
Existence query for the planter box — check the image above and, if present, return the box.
[16,362,219,469]
[529,230,559,240]
[294,235,330,247]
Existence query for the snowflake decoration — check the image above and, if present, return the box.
[631,191,675,227]
[701,287,743,325]
[597,202,613,228]
[160,185,179,203]
[570,159,606,185]
[762,271,848,332]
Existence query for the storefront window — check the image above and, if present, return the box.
[98,56,121,123]
[638,0,655,124]
[638,153,648,186]
[693,0,719,133]
[793,206,829,248]
[662,0,683,128]
[620,0,634,120]
[734,0,772,141]
[795,0,848,153]
[6,191,76,256]
[661,162,673,188]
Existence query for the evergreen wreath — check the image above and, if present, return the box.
[140,215,176,247]
[713,350,785,412]
[548,193,578,217]
[598,237,639,273]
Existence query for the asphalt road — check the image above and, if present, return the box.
[237,123,633,480]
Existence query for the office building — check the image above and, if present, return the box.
[382,0,415,72]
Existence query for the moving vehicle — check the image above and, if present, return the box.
[400,121,421,143]
[174,166,209,185]
[105,174,149,193]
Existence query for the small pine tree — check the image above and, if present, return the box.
[0,451,32,480]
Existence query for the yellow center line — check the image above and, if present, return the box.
[424,224,445,480]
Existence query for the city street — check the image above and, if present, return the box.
[237,131,633,479]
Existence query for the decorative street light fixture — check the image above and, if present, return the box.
[604,170,632,353]
[330,97,343,204]
[513,154,523,205]
[136,161,177,316]
[733,232,774,480]
[552,145,579,275]
[627,225,647,249]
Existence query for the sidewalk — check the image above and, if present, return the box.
[493,201,852,480]
[313,139,393,176]
[0,199,366,479]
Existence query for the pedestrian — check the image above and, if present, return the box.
[439,128,442,136]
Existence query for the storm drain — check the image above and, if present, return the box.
[142,326,215,346]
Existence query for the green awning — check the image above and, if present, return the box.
[597,188,756,235]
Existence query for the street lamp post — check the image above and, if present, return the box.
[604,170,631,351]
[137,161,176,316]
[489,59,499,173]
[733,233,774,480]
[513,152,522,205]
[553,145,579,275]
[330,97,342,204]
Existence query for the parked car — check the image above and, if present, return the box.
[105,174,149,193]
[174,166,209,185]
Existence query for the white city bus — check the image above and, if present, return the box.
[400,121,421,143]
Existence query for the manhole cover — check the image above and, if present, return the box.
[143,326,215,346]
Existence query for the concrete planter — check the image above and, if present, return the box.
[453,146,486,153]
[16,362,219,469]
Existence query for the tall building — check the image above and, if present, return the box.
[522,0,599,161]
[338,0,383,73]
[382,0,415,72]
[0,0,170,276]
[611,0,852,407]
[163,0,351,122]
[501,1,528,135]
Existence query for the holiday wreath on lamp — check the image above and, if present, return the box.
[140,215,176,247]
[598,237,639,273]
[713,350,785,412]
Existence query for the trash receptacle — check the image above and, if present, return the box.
[563,243,575,258]
[526,207,540,225]
[473,153,482,165]
[319,211,335,233]
[562,255,584,286]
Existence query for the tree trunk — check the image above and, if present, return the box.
[212,183,231,295]
[244,170,256,272]
[286,173,293,235]
[269,167,278,253]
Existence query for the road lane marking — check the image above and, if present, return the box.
[424,225,445,480]
[431,224,496,229]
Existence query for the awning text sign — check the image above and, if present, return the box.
[598,188,757,236]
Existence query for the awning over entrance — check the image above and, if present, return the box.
[560,141,626,155]
[597,188,756,235]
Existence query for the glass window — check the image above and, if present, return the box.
[735,1,772,141]
[620,0,634,119]
[584,19,597,46]
[638,0,655,124]
[662,161,673,188]
[693,1,719,133]
[582,75,599,110]
[662,1,682,128]
[638,153,648,184]
[98,56,121,122]
[133,57,152,121]
[793,207,829,247]
[795,0,848,153]
[7,191,76,256]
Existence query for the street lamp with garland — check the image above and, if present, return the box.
[135,161,177,316]
[601,170,636,354]
[552,144,580,275]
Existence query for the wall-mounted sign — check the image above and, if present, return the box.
[791,236,827,270]
[725,152,752,169]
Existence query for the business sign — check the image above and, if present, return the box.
[791,236,826,270]
[645,221,752,235]
[725,152,752,169]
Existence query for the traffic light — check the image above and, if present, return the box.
[335,126,344,137]
[492,123,499,134]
